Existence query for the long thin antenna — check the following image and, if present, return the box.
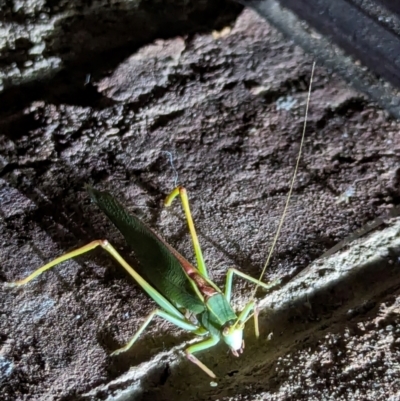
[251,61,316,299]
[162,150,179,187]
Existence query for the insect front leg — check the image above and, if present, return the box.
[224,268,280,338]
[112,308,201,355]
[185,336,220,379]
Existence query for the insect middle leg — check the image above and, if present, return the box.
[224,267,281,302]
[185,336,220,379]
[109,308,218,379]
[111,308,201,355]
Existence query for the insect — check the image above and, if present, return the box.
[5,65,315,379]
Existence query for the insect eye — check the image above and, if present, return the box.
[222,327,230,336]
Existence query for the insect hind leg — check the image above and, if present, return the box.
[5,239,186,320]
[164,186,208,278]
[5,240,107,287]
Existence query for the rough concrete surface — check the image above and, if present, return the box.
[1,8,400,401]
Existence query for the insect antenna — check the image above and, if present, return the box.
[250,61,316,301]
[162,150,179,187]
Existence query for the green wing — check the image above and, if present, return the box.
[87,186,205,315]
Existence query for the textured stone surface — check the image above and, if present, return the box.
[1,8,400,401]
[0,0,241,92]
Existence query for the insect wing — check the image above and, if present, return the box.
[87,186,205,314]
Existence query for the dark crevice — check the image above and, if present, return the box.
[149,110,185,132]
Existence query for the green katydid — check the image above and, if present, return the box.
[5,64,315,379]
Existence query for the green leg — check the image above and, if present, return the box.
[112,308,200,356]
[165,186,208,278]
[234,299,261,338]
[224,268,280,338]
[236,300,256,324]
[185,335,220,378]
[5,239,185,320]
[224,267,281,302]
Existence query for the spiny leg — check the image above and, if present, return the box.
[185,336,220,379]
[112,308,200,356]
[165,186,208,278]
[5,239,185,320]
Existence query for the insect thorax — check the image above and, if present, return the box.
[199,293,237,335]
